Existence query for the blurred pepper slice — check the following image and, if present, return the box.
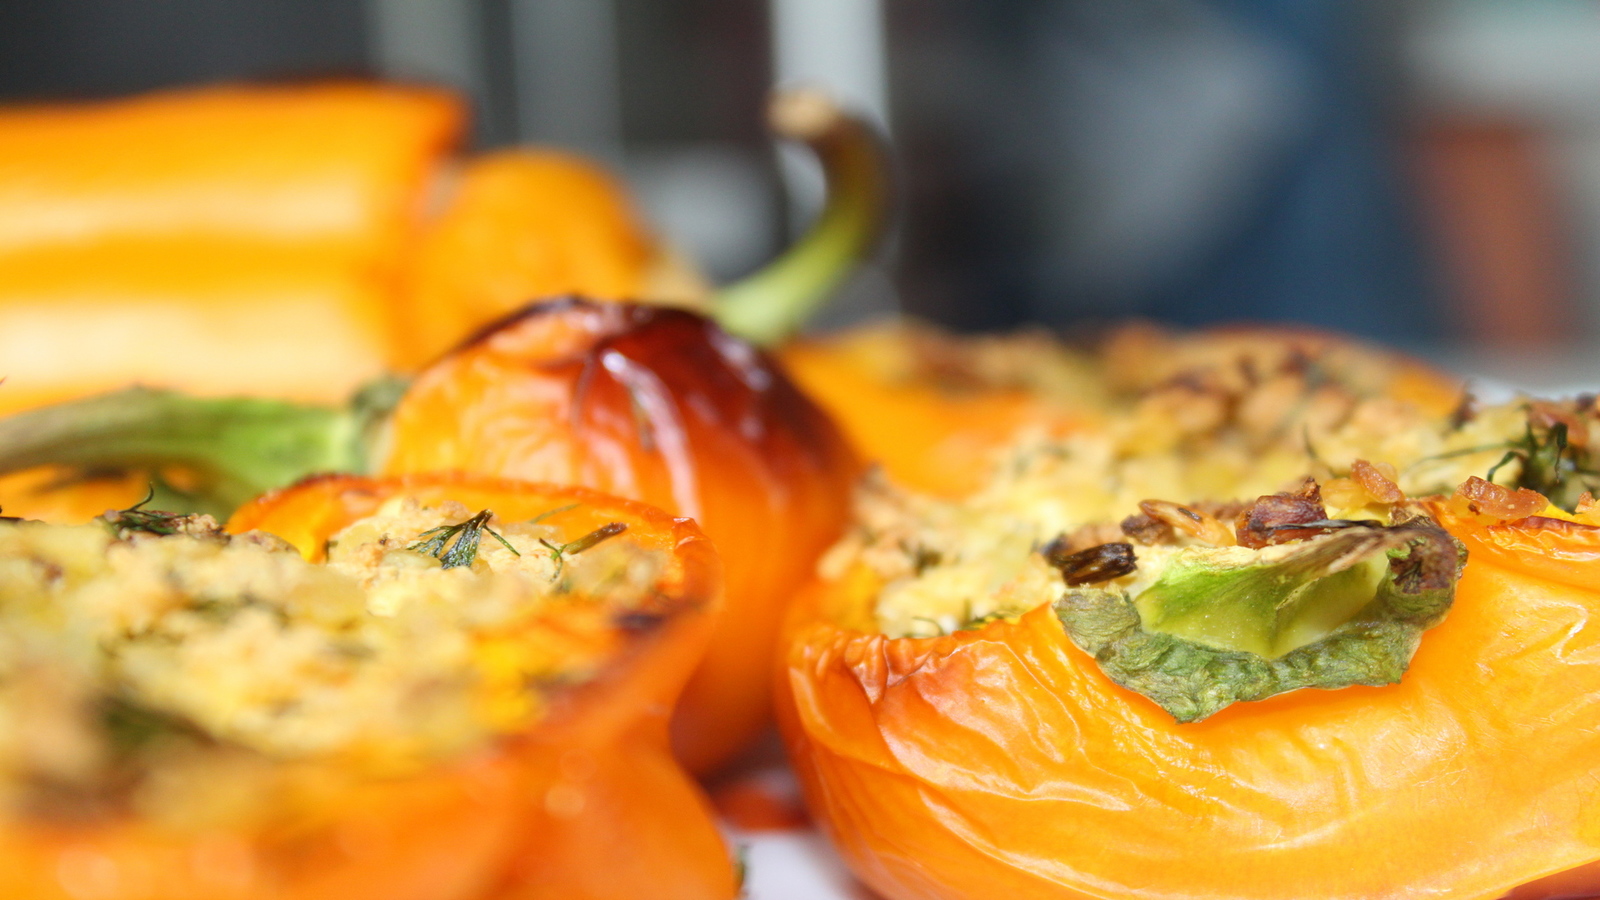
[0,81,464,410]
[0,473,736,900]
[780,459,1600,899]
[0,299,860,775]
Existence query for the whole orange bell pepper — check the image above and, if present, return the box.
[779,472,1600,899]
[0,83,881,411]
[0,298,861,775]
[0,473,736,900]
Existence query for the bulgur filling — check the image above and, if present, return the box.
[0,497,669,824]
[832,385,1594,639]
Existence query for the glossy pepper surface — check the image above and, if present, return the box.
[382,298,861,773]
[2,473,736,900]
[779,494,1600,900]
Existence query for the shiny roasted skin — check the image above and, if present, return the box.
[779,498,1600,900]
[381,299,860,774]
[220,473,737,900]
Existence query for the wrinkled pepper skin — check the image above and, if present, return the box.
[0,82,464,411]
[779,508,1600,900]
[228,473,738,900]
[381,298,860,774]
[0,474,736,900]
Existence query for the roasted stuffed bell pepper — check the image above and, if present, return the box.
[0,473,736,900]
[0,298,861,775]
[781,456,1600,899]
[779,320,1466,499]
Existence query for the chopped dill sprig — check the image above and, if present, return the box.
[101,486,186,537]
[539,522,628,581]
[1490,419,1600,509]
[410,509,521,569]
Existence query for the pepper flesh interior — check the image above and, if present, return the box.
[1132,541,1390,659]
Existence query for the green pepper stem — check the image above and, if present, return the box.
[712,88,891,346]
[0,387,368,514]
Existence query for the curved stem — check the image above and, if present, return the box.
[0,388,365,514]
[712,88,892,346]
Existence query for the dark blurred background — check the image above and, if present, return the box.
[4,0,1598,358]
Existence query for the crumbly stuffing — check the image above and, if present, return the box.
[844,381,1571,638]
[0,498,667,825]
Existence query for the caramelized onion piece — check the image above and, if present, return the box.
[1137,500,1233,546]
[1454,476,1547,521]
[1233,480,1329,549]
[1351,459,1404,504]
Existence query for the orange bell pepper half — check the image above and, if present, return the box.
[780,490,1600,899]
[0,473,737,900]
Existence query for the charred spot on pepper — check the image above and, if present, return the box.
[613,610,666,633]
[1042,538,1137,586]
